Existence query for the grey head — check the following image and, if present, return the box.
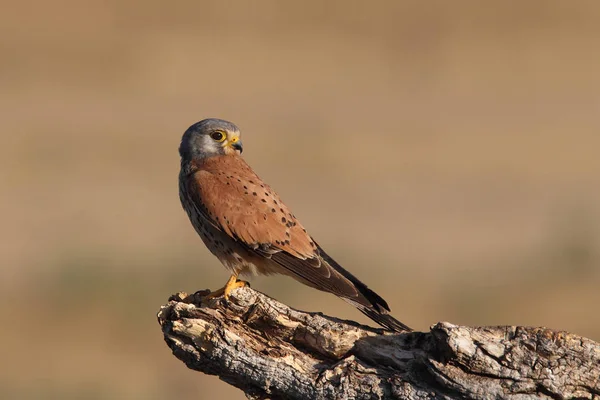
[179,118,243,163]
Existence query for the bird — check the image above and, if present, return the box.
[178,118,411,332]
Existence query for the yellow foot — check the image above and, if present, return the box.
[202,286,225,300]
[224,279,248,300]
[203,275,249,301]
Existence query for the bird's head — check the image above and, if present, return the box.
[179,118,243,162]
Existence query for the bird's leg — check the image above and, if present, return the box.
[204,274,248,300]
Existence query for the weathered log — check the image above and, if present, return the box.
[157,286,600,399]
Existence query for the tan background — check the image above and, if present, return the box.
[1,1,599,398]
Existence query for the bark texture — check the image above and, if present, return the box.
[157,286,600,400]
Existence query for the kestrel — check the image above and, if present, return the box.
[178,118,411,332]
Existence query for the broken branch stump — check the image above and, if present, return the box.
[157,286,600,399]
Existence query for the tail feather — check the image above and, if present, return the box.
[345,299,412,332]
[318,246,412,332]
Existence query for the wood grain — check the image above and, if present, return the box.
[158,287,600,400]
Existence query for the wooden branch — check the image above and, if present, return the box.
[157,287,600,400]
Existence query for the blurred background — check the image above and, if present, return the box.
[1,0,599,398]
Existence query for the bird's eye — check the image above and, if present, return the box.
[210,131,226,142]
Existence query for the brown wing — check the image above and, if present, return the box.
[186,155,411,331]
[190,155,315,258]
[188,156,355,291]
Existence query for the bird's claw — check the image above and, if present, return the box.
[202,276,249,301]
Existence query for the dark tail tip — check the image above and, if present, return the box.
[342,298,412,332]
[316,245,411,332]
[356,304,413,332]
[348,280,412,331]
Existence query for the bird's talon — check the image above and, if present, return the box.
[224,279,248,300]
[201,287,225,300]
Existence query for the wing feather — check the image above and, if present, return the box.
[184,155,411,331]
[190,156,315,258]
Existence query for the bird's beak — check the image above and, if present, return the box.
[232,141,243,153]
[229,136,243,153]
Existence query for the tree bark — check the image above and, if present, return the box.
[157,286,600,400]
